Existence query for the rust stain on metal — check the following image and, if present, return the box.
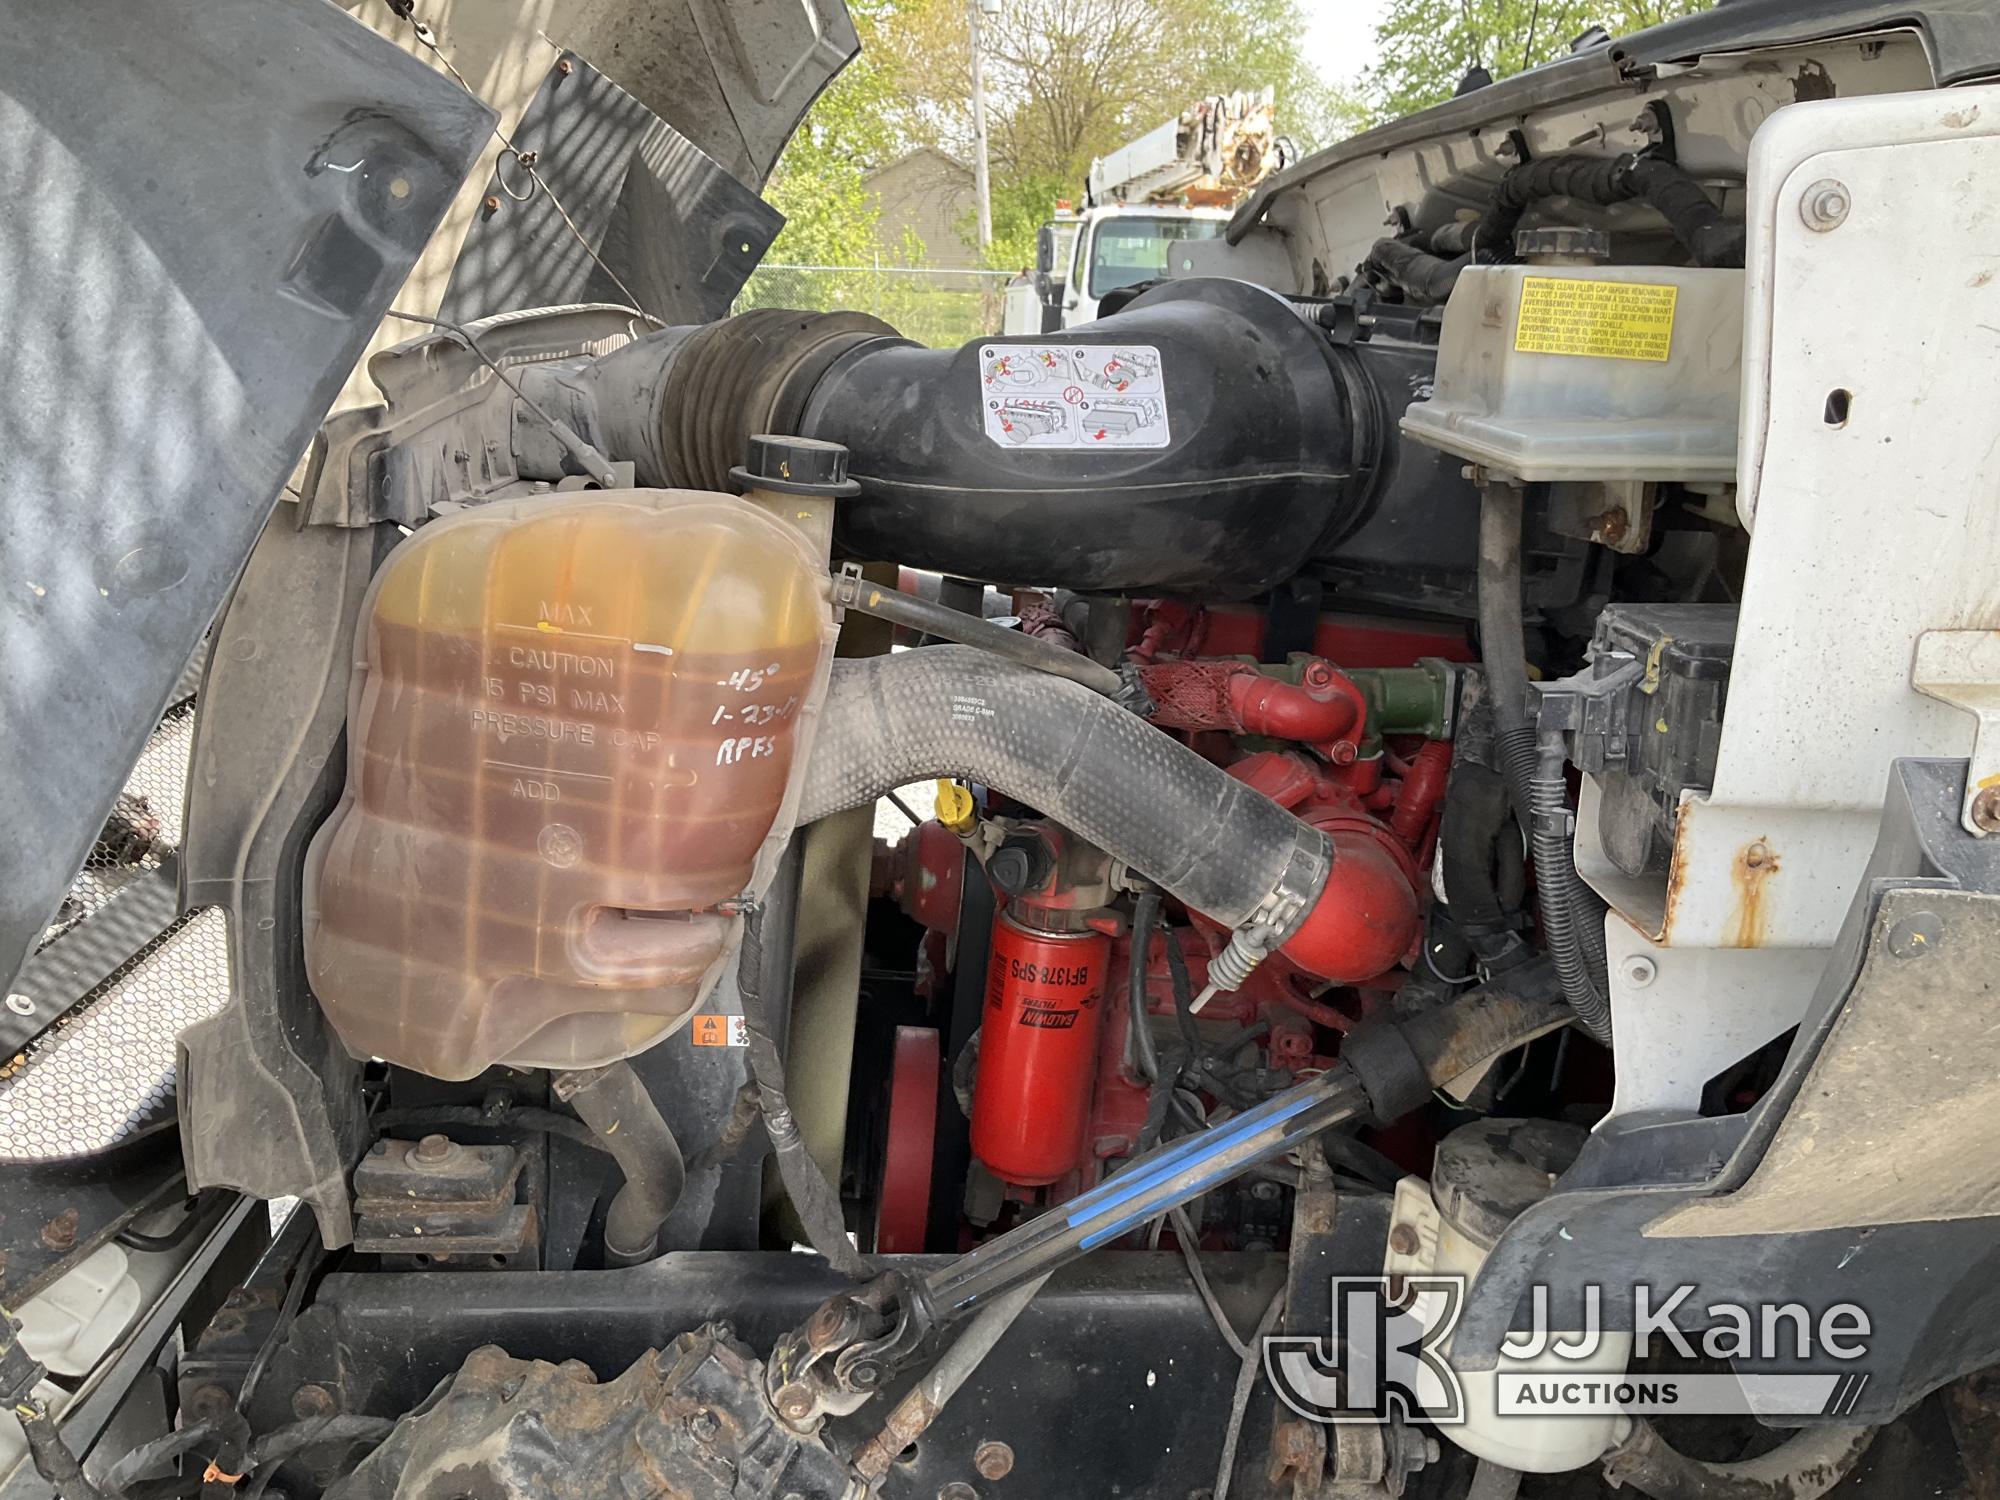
[1725,839,1780,948]
[850,1387,940,1485]
[1591,508,1630,547]
[40,1207,79,1252]
[1268,1418,1325,1487]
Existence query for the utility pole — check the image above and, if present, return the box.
[969,0,993,248]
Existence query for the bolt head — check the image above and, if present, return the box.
[1801,177,1850,231]
[974,1439,1015,1480]
[412,1133,454,1163]
[4,993,33,1016]
[1388,1222,1419,1255]
[291,1384,337,1421]
[186,1384,233,1421]
[689,1409,721,1442]
[1618,954,1658,989]
[774,1382,815,1423]
[1972,785,2000,833]
[1888,911,1944,960]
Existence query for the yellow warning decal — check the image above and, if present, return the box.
[1514,276,1678,362]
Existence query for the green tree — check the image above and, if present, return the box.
[861,0,1339,268]
[762,0,1345,277]
[1364,0,1711,121]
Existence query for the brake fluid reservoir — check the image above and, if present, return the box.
[303,488,836,1081]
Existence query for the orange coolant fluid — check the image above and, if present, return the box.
[303,489,835,1080]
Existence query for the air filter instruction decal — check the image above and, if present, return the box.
[978,343,1171,449]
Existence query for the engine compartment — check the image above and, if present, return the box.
[12,7,2000,1500]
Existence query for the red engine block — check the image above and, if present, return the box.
[882,651,1452,1205]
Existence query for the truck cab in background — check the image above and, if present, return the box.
[1003,90,1283,332]
[1006,204,1229,331]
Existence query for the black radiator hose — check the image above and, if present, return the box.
[551,1060,684,1267]
[796,647,1426,996]
[1366,237,1470,304]
[796,647,1329,934]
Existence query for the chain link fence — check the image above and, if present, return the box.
[734,263,1014,348]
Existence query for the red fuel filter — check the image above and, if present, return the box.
[971,910,1110,1186]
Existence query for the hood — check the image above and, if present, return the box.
[0,0,494,994]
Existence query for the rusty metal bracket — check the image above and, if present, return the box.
[351,1136,539,1269]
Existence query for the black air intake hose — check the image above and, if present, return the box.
[797,647,1330,934]
[531,280,1429,599]
[800,279,1367,597]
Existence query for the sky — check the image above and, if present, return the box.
[1300,0,1389,87]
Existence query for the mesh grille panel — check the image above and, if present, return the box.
[8,643,235,1161]
[0,909,230,1159]
[39,702,195,948]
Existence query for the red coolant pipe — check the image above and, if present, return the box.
[1226,752,1425,986]
[1277,819,1423,983]
[1389,740,1453,850]
[1227,660,1368,747]
[1140,658,1368,752]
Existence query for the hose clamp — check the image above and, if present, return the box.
[831,561,864,610]
[1201,835,1333,1002]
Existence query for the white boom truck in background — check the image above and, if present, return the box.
[1004,90,1290,332]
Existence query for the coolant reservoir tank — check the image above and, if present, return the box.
[303,489,836,1081]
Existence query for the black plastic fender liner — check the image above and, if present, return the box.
[796,646,1330,931]
[799,278,1366,598]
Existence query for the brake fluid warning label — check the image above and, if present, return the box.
[1514,277,1678,362]
[978,343,1171,448]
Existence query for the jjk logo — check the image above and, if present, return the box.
[1264,1276,1466,1425]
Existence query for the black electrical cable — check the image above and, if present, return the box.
[236,1241,322,1417]
[1167,1206,1250,1360]
[115,1193,226,1254]
[740,850,871,1279]
[1472,152,1744,267]
[1476,483,1611,1042]
[1162,923,1217,1086]
[101,1422,219,1493]
[1212,1284,1288,1500]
